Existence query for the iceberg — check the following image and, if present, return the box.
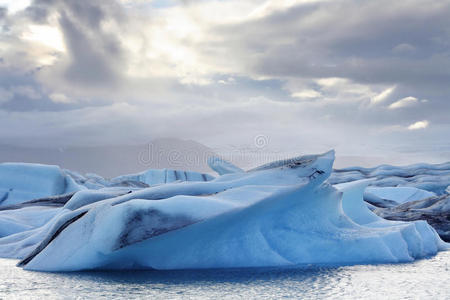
[373,194,450,242]
[0,163,83,207]
[66,168,214,189]
[0,150,447,272]
[111,168,214,186]
[329,162,450,195]
[0,162,214,208]
[364,187,436,207]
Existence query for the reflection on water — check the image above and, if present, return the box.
[1,251,449,299]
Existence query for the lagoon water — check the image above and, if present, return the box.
[1,251,449,299]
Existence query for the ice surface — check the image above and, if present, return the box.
[0,163,84,207]
[0,162,215,209]
[364,187,436,207]
[111,169,214,186]
[374,194,450,242]
[330,163,450,243]
[330,162,450,195]
[0,150,447,272]
[0,206,60,238]
[64,168,214,190]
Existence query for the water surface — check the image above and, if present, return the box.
[1,252,449,299]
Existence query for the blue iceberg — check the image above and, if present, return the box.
[0,151,448,271]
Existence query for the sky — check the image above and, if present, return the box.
[0,0,449,165]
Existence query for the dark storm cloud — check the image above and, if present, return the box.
[27,0,126,86]
[26,0,124,30]
[205,1,449,87]
[0,0,123,97]
[219,0,450,87]
[199,0,450,132]
[0,0,128,113]
[25,0,55,23]
[0,7,7,20]
[57,10,120,85]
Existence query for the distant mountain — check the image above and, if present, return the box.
[0,138,216,178]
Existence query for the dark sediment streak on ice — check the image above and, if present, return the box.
[374,194,450,242]
[17,210,88,267]
[116,209,198,250]
[0,193,76,211]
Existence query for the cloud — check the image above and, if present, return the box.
[11,85,41,99]
[388,96,418,109]
[0,0,30,14]
[21,24,65,52]
[392,43,416,54]
[0,87,13,104]
[0,0,449,164]
[291,89,321,99]
[208,0,450,97]
[49,92,71,103]
[0,6,7,19]
[408,120,429,130]
[371,86,396,104]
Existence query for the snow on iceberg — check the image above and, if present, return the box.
[0,150,446,272]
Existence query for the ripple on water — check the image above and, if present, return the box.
[0,252,449,299]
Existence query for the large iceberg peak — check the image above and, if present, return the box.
[249,150,334,172]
